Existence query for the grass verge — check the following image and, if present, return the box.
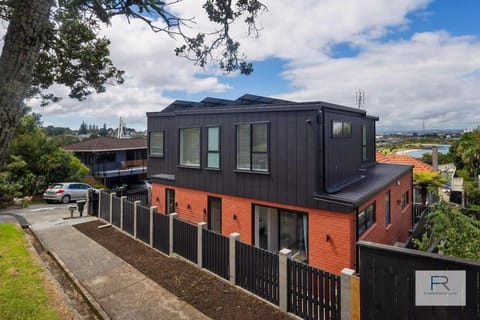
[0,224,61,320]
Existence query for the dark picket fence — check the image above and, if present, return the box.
[93,194,343,320]
[288,260,341,320]
[153,212,169,254]
[202,229,229,280]
[136,205,150,244]
[126,189,148,206]
[123,200,134,235]
[235,241,279,305]
[173,218,198,263]
[111,196,121,227]
[100,191,110,220]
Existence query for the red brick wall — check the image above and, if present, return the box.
[359,170,413,244]
[151,170,412,274]
[151,183,356,274]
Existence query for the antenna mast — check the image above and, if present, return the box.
[356,89,365,109]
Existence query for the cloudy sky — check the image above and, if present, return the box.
[5,0,480,132]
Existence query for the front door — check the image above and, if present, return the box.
[208,197,222,233]
[166,189,175,214]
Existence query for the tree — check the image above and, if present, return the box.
[3,114,89,195]
[413,201,480,261]
[413,171,446,206]
[0,0,265,169]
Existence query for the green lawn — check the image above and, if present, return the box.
[0,224,61,320]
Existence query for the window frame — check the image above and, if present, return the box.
[206,126,221,170]
[332,120,352,138]
[358,202,376,236]
[178,127,201,168]
[385,191,391,226]
[361,125,368,161]
[149,131,164,157]
[235,121,270,173]
[401,191,409,209]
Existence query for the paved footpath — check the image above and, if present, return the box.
[1,205,210,320]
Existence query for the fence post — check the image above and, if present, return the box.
[229,232,240,285]
[120,196,127,230]
[169,213,178,256]
[341,268,359,320]
[197,222,207,268]
[98,189,103,218]
[133,200,141,239]
[279,248,292,313]
[109,192,115,224]
[150,206,157,247]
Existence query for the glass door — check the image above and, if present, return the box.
[165,189,175,214]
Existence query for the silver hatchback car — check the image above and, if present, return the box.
[43,182,94,204]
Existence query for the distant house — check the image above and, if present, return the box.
[376,152,433,205]
[64,137,147,188]
[147,94,413,274]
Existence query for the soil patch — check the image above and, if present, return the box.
[74,220,294,320]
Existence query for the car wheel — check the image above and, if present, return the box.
[61,195,71,204]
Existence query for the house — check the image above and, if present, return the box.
[64,137,147,188]
[147,94,413,274]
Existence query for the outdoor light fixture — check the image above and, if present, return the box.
[396,180,401,186]
[233,213,238,220]
[175,202,178,207]
[397,200,402,205]
[187,204,191,209]
[326,234,331,242]
[203,208,207,215]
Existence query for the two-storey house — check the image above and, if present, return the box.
[147,94,413,274]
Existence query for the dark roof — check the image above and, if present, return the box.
[158,94,293,113]
[314,162,412,212]
[64,137,147,152]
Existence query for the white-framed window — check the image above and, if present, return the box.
[236,122,269,172]
[332,121,352,137]
[149,131,164,156]
[207,126,220,169]
[179,127,200,167]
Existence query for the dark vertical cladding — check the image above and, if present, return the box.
[147,97,377,210]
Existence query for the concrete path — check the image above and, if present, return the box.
[1,204,210,320]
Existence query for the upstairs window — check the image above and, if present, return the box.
[179,127,200,167]
[236,123,269,172]
[207,126,220,169]
[149,131,164,156]
[358,203,375,236]
[361,125,368,161]
[332,121,352,137]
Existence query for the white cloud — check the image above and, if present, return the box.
[2,0,479,131]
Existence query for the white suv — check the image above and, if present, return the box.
[43,182,94,204]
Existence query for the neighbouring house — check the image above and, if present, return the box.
[64,137,147,188]
[376,152,435,205]
[147,94,413,274]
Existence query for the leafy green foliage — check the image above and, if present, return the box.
[413,201,480,260]
[413,171,446,205]
[1,114,89,199]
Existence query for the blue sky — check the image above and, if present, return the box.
[9,0,479,132]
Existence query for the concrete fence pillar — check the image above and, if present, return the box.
[97,189,104,218]
[229,232,240,285]
[278,248,292,313]
[197,222,207,267]
[120,196,127,230]
[341,268,360,320]
[169,213,178,256]
[109,193,115,224]
[149,206,157,247]
[133,200,141,239]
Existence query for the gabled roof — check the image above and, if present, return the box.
[376,152,432,173]
[64,137,147,152]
